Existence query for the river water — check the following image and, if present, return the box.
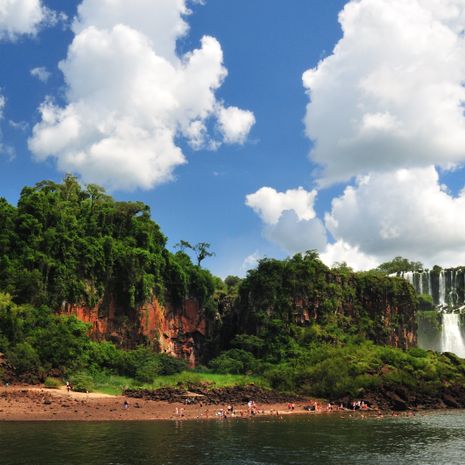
[2,412,465,465]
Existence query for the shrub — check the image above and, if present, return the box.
[135,359,161,383]
[264,365,296,392]
[209,349,259,374]
[157,353,186,375]
[7,342,41,377]
[44,377,62,389]
[70,372,94,392]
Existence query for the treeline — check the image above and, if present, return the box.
[213,252,417,358]
[0,175,217,312]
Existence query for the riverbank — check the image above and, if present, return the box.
[0,385,328,421]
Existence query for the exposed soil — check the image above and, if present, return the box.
[0,385,320,421]
[2,381,465,422]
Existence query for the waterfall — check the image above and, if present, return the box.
[403,271,414,288]
[397,268,465,358]
[441,313,465,357]
[439,271,445,306]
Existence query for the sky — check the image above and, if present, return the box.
[2,0,465,277]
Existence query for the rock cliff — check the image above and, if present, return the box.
[62,262,418,366]
[61,297,208,367]
[224,256,417,351]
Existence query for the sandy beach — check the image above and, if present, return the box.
[0,385,328,422]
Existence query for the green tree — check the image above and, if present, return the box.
[376,256,423,275]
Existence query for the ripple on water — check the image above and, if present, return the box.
[2,413,465,465]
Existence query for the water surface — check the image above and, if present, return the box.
[2,412,465,465]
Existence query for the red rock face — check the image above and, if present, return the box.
[60,297,207,367]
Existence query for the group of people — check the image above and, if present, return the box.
[351,400,370,411]
[247,400,258,415]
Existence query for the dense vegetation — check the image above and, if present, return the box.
[1,178,462,406]
[214,252,416,355]
[0,293,186,387]
[0,177,218,390]
[0,175,217,319]
[206,255,465,403]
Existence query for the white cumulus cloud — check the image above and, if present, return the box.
[217,106,256,144]
[246,186,317,225]
[29,0,255,191]
[246,187,327,255]
[303,0,465,185]
[325,166,465,268]
[320,240,379,271]
[0,0,60,40]
[263,211,327,255]
[248,0,465,271]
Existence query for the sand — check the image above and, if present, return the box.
[0,385,329,422]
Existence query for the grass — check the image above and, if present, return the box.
[44,377,62,389]
[85,370,269,395]
[148,371,269,389]
[90,373,136,395]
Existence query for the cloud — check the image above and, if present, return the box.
[263,211,327,255]
[246,187,327,255]
[217,106,256,144]
[0,94,5,151]
[320,241,378,271]
[0,95,14,159]
[246,0,465,272]
[242,251,262,271]
[29,0,255,190]
[246,186,317,225]
[9,119,28,131]
[0,0,60,40]
[303,0,465,185]
[325,166,465,268]
[30,66,50,82]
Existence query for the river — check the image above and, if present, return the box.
[1,412,465,464]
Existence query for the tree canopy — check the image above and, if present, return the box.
[0,175,216,312]
[376,256,423,275]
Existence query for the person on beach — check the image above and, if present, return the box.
[66,381,71,393]
[123,400,129,409]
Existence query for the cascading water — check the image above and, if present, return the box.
[441,313,465,358]
[398,268,465,357]
[439,271,445,306]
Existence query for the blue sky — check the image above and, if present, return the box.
[2,0,465,277]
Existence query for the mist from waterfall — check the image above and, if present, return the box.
[441,313,465,358]
[399,269,465,358]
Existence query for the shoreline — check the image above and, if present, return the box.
[0,385,443,422]
[0,385,319,422]
[0,385,367,422]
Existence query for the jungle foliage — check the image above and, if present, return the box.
[0,293,186,384]
[0,175,216,311]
